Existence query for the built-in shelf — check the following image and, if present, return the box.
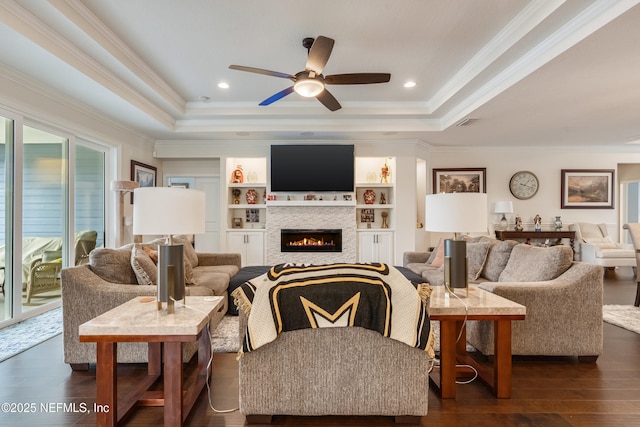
[266,200,356,207]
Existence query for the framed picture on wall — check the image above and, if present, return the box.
[561,169,615,209]
[432,168,486,194]
[130,160,157,203]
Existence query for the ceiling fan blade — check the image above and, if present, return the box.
[325,73,391,85]
[305,36,334,75]
[316,89,341,111]
[229,65,294,80]
[259,86,295,106]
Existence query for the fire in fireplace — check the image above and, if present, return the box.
[281,229,342,252]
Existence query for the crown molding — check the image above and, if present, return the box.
[427,0,565,114]
[0,63,154,145]
[439,0,640,129]
[50,0,186,114]
[0,0,176,129]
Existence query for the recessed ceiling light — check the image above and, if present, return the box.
[404,81,416,88]
[218,82,229,89]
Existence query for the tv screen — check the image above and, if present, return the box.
[270,144,354,192]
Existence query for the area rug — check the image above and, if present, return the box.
[209,315,472,353]
[0,307,63,362]
[602,305,640,334]
[211,315,241,353]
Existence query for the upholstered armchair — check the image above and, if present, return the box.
[569,223,635,272]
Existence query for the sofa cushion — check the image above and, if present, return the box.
[481,239,519,281]
[421,265,445,286]
[191,267,233,295]
[131,244,158,286]
[467,241,491,281]
[498,244,573,282]
[89,245,138,284]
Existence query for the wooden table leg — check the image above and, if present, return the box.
[493,319,512,398]
[439,320,458,398]
[163,342,183,427]
[96,342,117,427]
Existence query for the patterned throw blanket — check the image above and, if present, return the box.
[232,263,434,357]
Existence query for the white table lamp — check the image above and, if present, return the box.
[425,193,488,295]
[494,201,514,231]
[133,187,205,313]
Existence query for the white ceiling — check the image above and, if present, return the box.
[0,0,639,147]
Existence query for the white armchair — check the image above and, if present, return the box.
[569,223,636,272]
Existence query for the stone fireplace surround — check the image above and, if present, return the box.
[266,205,356,265]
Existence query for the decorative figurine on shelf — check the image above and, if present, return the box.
[380,192,387,205]
[533,214,542,232]
[363,189,376,204]
[245,188,258,204]
[380,161,390,183]
[231,165,244,183]
[514,214,523,231]
[247,170,258,183]
[232,188,241,204]
[381,211,389,229]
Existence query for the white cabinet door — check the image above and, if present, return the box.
[244,232,265,266]
[375,231,394,265]
[226,231,264,266]
[358,231,394,264]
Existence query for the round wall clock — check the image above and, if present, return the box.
[509,171,539,200]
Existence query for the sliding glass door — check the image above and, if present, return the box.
[0,116,14,322]
[22,126,67,312]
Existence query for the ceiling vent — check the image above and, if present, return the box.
[455,118,477,127]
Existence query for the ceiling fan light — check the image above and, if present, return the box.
[294,78,324,97]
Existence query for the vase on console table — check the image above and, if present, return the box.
[554,216,563,230]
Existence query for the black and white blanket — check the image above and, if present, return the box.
[232,263,434,357]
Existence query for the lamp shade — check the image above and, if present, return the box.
[133,187,205,236]
[494,201,513,214]
[425,193,488,233]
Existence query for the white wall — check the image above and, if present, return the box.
[429,147,640,245]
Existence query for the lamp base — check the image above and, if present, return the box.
[444,239,469,297]
[157,244,185,313]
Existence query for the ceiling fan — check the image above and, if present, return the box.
[229,36,391,111]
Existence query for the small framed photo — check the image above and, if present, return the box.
[232,217,243,229]
[343,194,353,201]
[130,160,157,203]
[246,209,260,223]
[561,169,614,209]
[361,208,375,223]
[432,168,486,193]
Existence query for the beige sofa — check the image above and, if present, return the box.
[404,237,603,361]
[61,238,241,370]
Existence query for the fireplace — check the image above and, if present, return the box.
[281,229,342,252]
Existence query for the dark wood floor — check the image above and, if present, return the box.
[2,269,640,426]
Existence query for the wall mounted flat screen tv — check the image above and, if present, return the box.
[270,144,355,192]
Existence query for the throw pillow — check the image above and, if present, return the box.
[481,239,519,282]
[131,244,158,286]
[174,235,199,267]
[430,240,446,268]
[142,245,159,264]
[498,244,573,282]
[467,241,491,281]
[426,238,443,265]
[89,245,138,284]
